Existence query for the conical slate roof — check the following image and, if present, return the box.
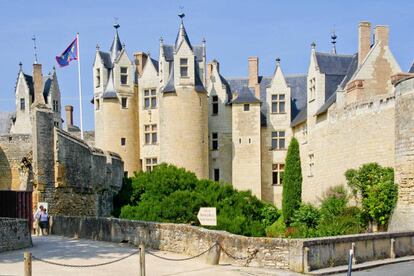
[110,25,123,63]
[175,20,192,51]
[102,70,117,99]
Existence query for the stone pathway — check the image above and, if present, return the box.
[0,235,300,276]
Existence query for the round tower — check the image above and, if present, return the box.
[93,24,140,177]
[159,16,208,179]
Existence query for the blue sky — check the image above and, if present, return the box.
[0,0,413,130]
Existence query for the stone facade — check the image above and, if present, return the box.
[91,19,413,209]
[0,217,32,252]
[0,64,124,217]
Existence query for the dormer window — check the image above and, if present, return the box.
[95,68,101,88]
[120,67,128,85]
[180,58,188,77]
[20,98,25,111]
[212,96,218,115]
[53,100,59,112]
[271,94,285,113]
[95,99,100,110]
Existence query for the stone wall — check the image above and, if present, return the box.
[51,216,414,272]
[0,217,32,252]
[0,134,32,191]
[50,215,303,271]
[389,76,414,231]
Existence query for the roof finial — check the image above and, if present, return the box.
[331,27,337,54]
[178,6,185,21]
[311,41,316,50]
[32,35,38,64]
[276,57,281,66]
[96,44,100,51]
[113,17,120,29]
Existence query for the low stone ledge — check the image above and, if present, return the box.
[0,217,32,252]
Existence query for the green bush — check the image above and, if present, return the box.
[282,137,302,226]
[345,163,398,228]
[290,204,320,238]
[112,177,133,217]
[266,215,286,238]
[119,164,278,237]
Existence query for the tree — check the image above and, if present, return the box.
[282,137,302,226]
[345,163,398,230]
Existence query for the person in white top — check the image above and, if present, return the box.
[33,205,43,236]
[39,208,49,236]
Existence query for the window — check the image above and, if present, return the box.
[53,100,59,112]
[212,132,218,150]
[95,99,100,110]
[271,131,286,150]
[54,121,59,127]
[212,95,218,115]
[96,68,101,87]
[302,124,308,143]
[309,77,316,101]
[144,89,157,109]
[144,124,157,144]
[20,98,25,110]
[121,138,126,146]
[120,67,128,85]
[244,104,250,111]
[146,158,158,172]
[271,94,285,113]
[121,97,128,109]
[308,153,315,177]
[272,163,285,185]
[180,58,188,77]
[214,168,220,182]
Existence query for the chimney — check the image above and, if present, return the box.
[134,52,148,78]
[358,21,371,66]
[248,57,259,87]
[248,57,260,99]
[33,63,45,105]
[374,25,389,46]
[207,59,220,80]
[65,105,74,127]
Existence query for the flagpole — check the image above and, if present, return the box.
[76,32,84,139]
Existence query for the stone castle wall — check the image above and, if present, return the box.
[300,95,395,203]
[0,134,32,191]
[389,77,414,231]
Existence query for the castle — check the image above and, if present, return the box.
[92,17,409,208]
[1,16,414,227]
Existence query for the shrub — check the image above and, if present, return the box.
[345,163,398,228]
[119,164,277,237]
[112,177,133,217]
[266,215,286,238]
[282,137,302,226]
[290,204,320,238]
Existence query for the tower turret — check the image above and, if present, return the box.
[159,15,209,179]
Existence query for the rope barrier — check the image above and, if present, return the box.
[145,243,217,261]
[32,250,139,268]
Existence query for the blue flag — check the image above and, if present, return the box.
[55,38,78,67]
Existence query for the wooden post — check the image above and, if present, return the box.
[139,243,146,276]
[390,238,396,259]
[303,247,310,273]
[24,251,32,276]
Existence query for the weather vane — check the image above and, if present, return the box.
[32,35,38,64]
[178,6,185,19]
[114,17,120,29]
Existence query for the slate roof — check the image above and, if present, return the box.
[21,72,54,102]
[0,112,14,135]
[290,106,307,127]
[110,29,123,63]
[98,51,112,68]
[231,86,260,104]
[286,75,307,121]
[102,70,118,99]
[175,21,192,51]
[315,52,354,75]
[161,66,175,93]
[315,53,358,116]
[150,58,159,73]
[409,62,414,73]
[162,45,204,62]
